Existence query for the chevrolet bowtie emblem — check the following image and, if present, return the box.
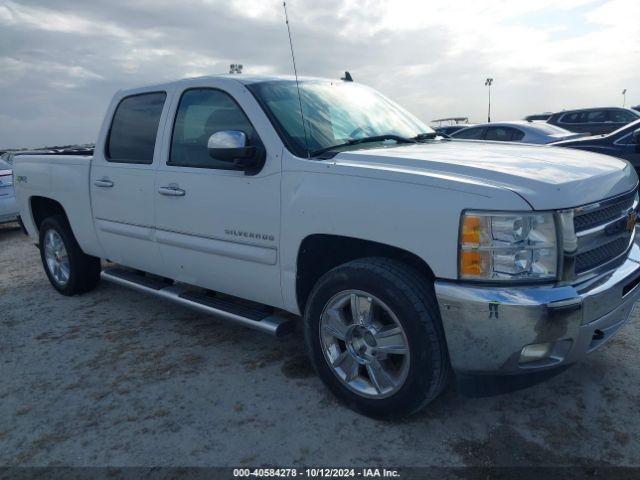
[626,210,637,232]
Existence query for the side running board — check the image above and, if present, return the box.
[101,267,295,337]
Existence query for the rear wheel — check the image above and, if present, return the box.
[304,258,449,418]
[39,215,101,295]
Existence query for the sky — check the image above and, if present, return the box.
[0,0,639,149]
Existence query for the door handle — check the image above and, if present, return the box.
[158,184,186,197]
[94,178,114,188]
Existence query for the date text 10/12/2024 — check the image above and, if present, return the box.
[233,468,400,478]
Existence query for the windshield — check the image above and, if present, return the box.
[248,80,432,157]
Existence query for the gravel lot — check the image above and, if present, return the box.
[1,221,640,469]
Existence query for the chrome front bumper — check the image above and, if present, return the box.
[435,239,640,375]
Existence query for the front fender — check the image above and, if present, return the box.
[279,156,530,313]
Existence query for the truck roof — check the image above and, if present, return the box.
[117,74,337,96]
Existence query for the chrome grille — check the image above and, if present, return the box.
[574,189,636,233]
[571,188,638,277]
[575,237,630,274]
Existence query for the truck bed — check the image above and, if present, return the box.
[13,154,104,259]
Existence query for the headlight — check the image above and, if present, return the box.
[459,211,557,281]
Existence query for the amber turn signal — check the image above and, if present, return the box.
[461,215,481,244]
[460,250,486,276]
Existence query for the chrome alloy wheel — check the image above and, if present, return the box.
[44,229,70,286]
[319,290,411,398]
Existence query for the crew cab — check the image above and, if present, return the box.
[14,75,640,417]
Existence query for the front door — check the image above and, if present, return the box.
[90,91,168,274]
[154,86,282,308]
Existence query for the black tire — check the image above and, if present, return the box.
[304,257,449,418]
[39,215,101,296]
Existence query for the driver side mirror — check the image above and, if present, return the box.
[633,128,640,144]
[207,130,265,173]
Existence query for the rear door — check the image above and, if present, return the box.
[90,90,170,273]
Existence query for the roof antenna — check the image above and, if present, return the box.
[341,71,353,82]
[283,2,310,158]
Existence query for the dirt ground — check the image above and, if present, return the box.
[1,221,639,468]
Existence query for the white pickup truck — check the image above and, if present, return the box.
[14,75,640,417]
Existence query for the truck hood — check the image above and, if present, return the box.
[332,140,637,210]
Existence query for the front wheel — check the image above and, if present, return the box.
[39,215,101,296]
[304,258,450,418]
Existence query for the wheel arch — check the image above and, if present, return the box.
[29,196,68,232]
[295,234,435,313]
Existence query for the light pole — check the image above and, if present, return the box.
[485,78,494,123]
[622,89,627,107]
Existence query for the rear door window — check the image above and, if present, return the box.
[107,92,167,164]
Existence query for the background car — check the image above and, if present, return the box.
[0,149,55,165]
[546,107,640,135]
[449,121,585,144]
[0,157,17,224]
[552,119,640,172]
[524,112,553,121]
[433,124,476,137]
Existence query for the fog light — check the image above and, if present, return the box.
[519,339,573,367]
[520,342,554,364]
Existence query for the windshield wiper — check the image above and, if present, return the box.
[413,132,437,141]
[310,134,416,158]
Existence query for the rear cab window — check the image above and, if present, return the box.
[106,92,167,164]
